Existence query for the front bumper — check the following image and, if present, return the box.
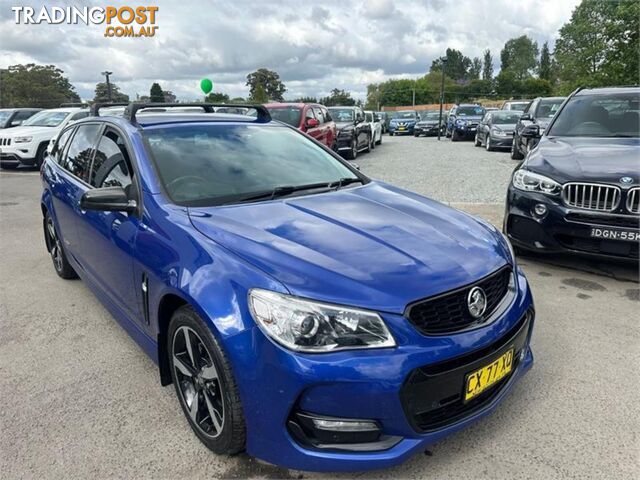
[414,124,443,136]
[225,270,534,471]
[453,125,478,138]
[0,144,38,166]
[505,186,640,260]
[488,133,513,148]
[336,133,354,151]
[389,124,415,135]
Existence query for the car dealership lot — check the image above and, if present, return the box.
[1,137,638,479]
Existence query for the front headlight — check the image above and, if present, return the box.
[512,169,561,195]
[248,289,396,353]
[491,127,508,136]
[456,119,466,126]
[13,136,33,144]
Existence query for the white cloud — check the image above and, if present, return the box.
[0,0,580,102]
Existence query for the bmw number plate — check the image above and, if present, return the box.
[590,227,640,242]
[464,349,514,402]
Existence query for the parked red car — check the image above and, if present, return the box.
[265,103,337,150]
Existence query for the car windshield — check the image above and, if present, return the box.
[547,92,639,137]
[421,112,440,120]
[328,108,354,122]
[0,111,12,125]
[365,112,373,122]
[505,102,529,111]
[492,112,522,124]
[457,106,484,116]
[22,110,70,127]
[535,98,564,119]
[143,124,361,206]
[396,111,417,119]
[267,107,302,127]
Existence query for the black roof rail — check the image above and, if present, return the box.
[123,102,271,124]
[90,102,130,116]
[60,103,88,108]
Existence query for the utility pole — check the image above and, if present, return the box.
[412,86,416,107]
[437,58,447,141]
[101,71,113,102]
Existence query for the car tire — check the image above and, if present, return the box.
[44,212,78,280]
[345,138,357,160]
[486,137,493,151]
[474,133,481,146]
[389,131,394,136]
[445,129,451,138]
[35,144,47,169]
[370,134,375,150]
[451,130,459,142]
[510,139,524,160]
[168,306,246,455]
[376,134,382,145]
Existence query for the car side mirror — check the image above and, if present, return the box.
[80,186,137,213]
[520,113,532,121]
[306,118,319,128]
[521,124,540,138]
[10,120,23,126]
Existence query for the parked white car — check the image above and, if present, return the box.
[0,107,90,169]
[364,110,382,148]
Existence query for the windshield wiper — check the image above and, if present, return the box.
[329,177,364,190]
[233,182,334,204]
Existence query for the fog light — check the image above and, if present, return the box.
[533,204,547,217]
[312,418,379,432]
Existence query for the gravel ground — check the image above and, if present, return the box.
[1,137,638,479]
[355,134,518,204]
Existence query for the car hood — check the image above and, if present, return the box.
[189,182,509,314]
[335,121,355,131]
[417,120,439,126]
[0,125,58,138]
[391,118,417,123]
[456,116,483,122]
[526,136,640,184]
[493,123,517,131]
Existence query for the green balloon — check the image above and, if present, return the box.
[200,78,213,94]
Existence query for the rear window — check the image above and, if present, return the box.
[267,107,301,127]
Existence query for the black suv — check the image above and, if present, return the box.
[0,108,42,129]
[327,106,372,160]
[504,86,639,260]
[510,97,565,159]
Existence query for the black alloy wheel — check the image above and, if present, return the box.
[168,306,246,455]
[45,213,77,279]
[172,325,225,439]
[510,138,524,159]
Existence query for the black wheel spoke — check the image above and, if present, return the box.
[203,389,224,434]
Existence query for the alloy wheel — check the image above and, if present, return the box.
[47,217,63,272]
[172,326,225,438]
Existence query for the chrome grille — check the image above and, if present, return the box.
[627,187,640,214]
[562,183,620,212]
[0,138,10,146]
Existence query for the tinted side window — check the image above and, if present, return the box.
[70,111,89,122]
[523,101,534,115]
[14,110,35,121]
[61,124,101,180]
[305,108,315,121]
[89,129,133,189]
[312,108,324,123]
[54,128,74,164]
[322,107,332,122]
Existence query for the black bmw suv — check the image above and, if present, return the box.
[505,86,640,260]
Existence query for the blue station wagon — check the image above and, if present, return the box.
[41,103,535,472]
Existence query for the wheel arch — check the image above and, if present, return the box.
[156,292,189,386]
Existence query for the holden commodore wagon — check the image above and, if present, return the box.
[41,102,534,472]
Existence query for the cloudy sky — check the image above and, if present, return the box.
[1,0,580,102]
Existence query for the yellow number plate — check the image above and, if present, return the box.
[464,349,514,402]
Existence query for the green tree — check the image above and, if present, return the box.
[230,97,246,104]
[204,92,230,103]
[430,48,473,82]
[93,82,129,103]
[0,64,80,108]
[538,42,553,82]
[500,35,539,80]
[293,96,318,103]
[320,88,355,106]
[554,0,639,93]
[469,57,482,80]
[482,49,494,80]
[246,68,286,102]
[249,84,268,103]
[149,83,164,102]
